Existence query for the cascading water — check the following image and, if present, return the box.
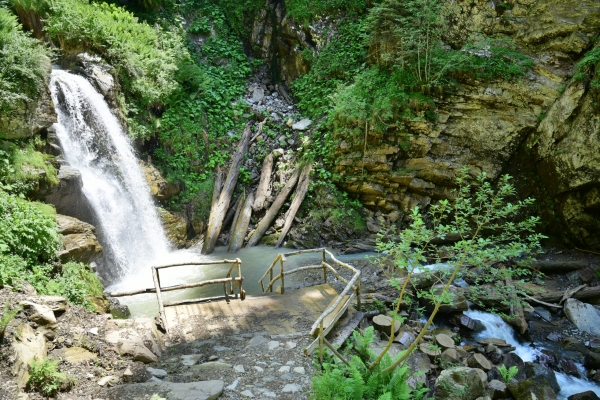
[49,69,173,290]
[466,310,600,399]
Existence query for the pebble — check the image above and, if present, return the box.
[146,367,167,378]
[208,355,219,361]
[285,342,297,349]
[226,378,240,391]
[241,389,255,398]
[268,341,280,350]
[88,327,98,335]
[234,364,246,373]
[253,366,264,373]
[180,354,203,366]
[214,345,231,351]
[282,383,302,393]
[279,366,290,373]
[293,367,305,375]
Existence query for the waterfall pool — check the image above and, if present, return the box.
[110,245,375,318]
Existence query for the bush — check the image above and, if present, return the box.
[0,189,61,266]
[27,357,68,396]
[0,8,51,115]
[0,301,21,344]
[286,0,367,24]
[45,262,104,311]
[0,141,58,197]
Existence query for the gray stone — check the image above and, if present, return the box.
[292,119,312,131]
[241,390,255,398]
[564,299,600,336]
[293,367,305,375]
[106,380,224,400]
[98,375,119,386]
[20,301,56,326]
[252,88,265,103]
[146,367,167,378]
[119,339,158,363]
[285,341,297,349]
[279,366,290,373]
[282,383,302,393]
[193,362,232,371]
[508,375,558,400]
[268,340,280,350]
[234,364,246,373]
[524,362,560,393]
[247,335,269,348]
[434,367,485,400]
[253,366,264,373]
[226,378,239,391]
[488,379,508,399]
[180,354,203,366]
[51,346,97,364]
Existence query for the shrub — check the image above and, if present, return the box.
[0,301,21,344]
[286,0,367,25]
[44,262,104,311]
[27,357,68,396]
[0,142,58,197]
[0,8,51,115]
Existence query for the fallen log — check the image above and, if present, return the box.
[275,163,312,248]
[226,195,244,245]
[229,191,254,253]
[530,260,594,272]
[253,152,273,212]
[246,168,300,247]
[331,310,379,348]
[535,286,600,304]
[202,122,252,254]
[211,167,224,211]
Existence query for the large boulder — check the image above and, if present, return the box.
[45,163,95,224]
[158,208,188,248]
[524,362,560,394]
[104,317,163,363]
[141,162,181,202]
[434,367,486,400]
[56,214,103,264]
[11,324,48,388]
[508,375,558,400]
[563,298,600,336]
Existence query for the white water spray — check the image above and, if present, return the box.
[49,70,172,290]
[466,310,600,399]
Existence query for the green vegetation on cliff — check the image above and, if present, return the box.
[0,8,51,115]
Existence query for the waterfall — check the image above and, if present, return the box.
[49,69,172,290]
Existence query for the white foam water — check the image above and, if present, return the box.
[50,70,180,290]
[466,309,600,399]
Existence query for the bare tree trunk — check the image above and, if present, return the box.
[253,152,274,212]
[229,191,255,253]
[211,167,224,211]
[246,168,300,247]
[202,123,252,254]
[275,164,312,248]
[226,195,244,245]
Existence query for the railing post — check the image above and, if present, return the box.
[152,267,168,332]
[322,249,327,283]
[280,256,285,294]
[319,320,324,364]
[356,280,361,311]
[269,256,274,293]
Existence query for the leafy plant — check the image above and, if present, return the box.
[0,8,52,115]
[498,364,518,384]
[286,0,367,25]
[0,301,21,344]
[368,168,544,374]
[311,326,427,400]
[27,357,68,396]
[45,262,104,311]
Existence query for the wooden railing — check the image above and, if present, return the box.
[108,259,245,332]
[258,248,361,355]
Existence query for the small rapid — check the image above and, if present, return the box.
[50,69,174,289]
[466,310,600,399]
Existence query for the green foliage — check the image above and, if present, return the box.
[292,18,368,118]
[45,262,104,311]
[574,45,600,91]
[0,141,58,197]
[311,327,427,400]
[286,0,367,25]
[498,364,518,384]
[371,169,545,374]
[0,8,51,115]
[0,189,61,265]
[43,0,185,107]
[152,3,253,204]
[27,357,68,396]
[0,301,21,344]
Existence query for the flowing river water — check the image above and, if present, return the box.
[50,68,600,398]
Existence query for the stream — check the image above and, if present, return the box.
[466,310,600,399]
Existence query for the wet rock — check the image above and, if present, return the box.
[468,353,492,371]
[524,362,560,394]
[157,208,187,248]
[536,349,559,370]
[434,367,485,400]
[584,352,600,369]
[568,391,600,400]
[141,162,181,201]
[559,357,581,378]
[451,314,485,332]
[106,379,224,400]
[547,332,562,342]
[564,299,600,336]
[108,298,131,319]
[488,379,508,399]
[508,375,558,400]
[502,353,527,381]
[75,53,117,107]
[423,285,468,313]
[45,165,95,224]
[406,351,431,389]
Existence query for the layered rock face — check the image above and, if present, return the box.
[328,0,600,249]
[56,214,104,264]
